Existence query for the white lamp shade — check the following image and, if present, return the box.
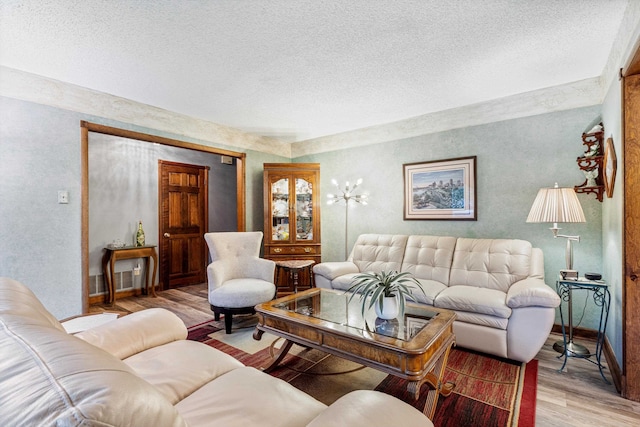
[526,186,586,223]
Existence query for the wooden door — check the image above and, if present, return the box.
[623,72,640,401]
[159,161,209,289]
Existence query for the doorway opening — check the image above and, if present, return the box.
[622,43,640,401]
[81,121,246,311]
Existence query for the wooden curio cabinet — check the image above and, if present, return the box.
[263,163,321,264]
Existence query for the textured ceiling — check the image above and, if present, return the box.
[0,1,630,142]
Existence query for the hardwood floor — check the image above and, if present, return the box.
[89,283,214,327]
[91,284,640,426]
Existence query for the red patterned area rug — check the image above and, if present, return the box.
[187,319,537,427]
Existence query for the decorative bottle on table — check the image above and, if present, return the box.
[135,221,145,247]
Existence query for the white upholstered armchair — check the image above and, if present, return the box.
[204,231,276,333]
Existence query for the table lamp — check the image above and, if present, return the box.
[526,183,588,355]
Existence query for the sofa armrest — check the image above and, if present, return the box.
[313,262,359,281]
[246,257,276,283]
[207,261,229,291]
[306,390,433,427]
[76,308,188,360]
[507,278,561,309]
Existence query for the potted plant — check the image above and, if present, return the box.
[345,270,426,320]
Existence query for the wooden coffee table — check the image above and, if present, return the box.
[253,288,456,419]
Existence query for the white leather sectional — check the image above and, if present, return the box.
[0,277,432,427]
[313,234,561,362]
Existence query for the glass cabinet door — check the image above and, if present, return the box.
[295,177,313,241]
[263,163,320,261]
[271,177,290,241]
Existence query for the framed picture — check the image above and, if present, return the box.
[603,137,617,198]
[403,156,476,220]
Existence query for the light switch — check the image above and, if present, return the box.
[57,190,69,204]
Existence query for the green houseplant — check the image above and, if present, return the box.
[345,270,426,320]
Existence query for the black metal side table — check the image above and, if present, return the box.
[555,277,611,383]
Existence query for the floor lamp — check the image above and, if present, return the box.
[327,179,367,260]
[526,183,588,355]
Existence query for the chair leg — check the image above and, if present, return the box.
[210,305,256,334]
[224,311,233,334]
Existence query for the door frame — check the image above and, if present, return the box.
[80,121,246,312]
[622,44,640,401]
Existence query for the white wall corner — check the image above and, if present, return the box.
[601,0,640,93]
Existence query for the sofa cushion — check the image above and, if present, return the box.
[125,339,244,404]
[402,235,457,285]
[434,286,512,318]
[449,238,532,292]
[307,390,434,427]
[209,278,276,308]
[1,321,186,427]
[411,279,447,306]
[76,307,188,360]
[349,234,408,273]
[175,367,327,427]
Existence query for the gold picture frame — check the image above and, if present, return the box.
[603,137,617,198]
[403,156,477,220]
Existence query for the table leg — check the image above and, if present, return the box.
[406,335,455,419]
[142,256,151,296]
[291,268,300,293]
[261,339,294,373]
[108,253,117,305]
[101,251,113,304]
[149,250,158,297]
[275,265,283,289]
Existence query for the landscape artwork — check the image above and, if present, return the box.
[403,156,476,220]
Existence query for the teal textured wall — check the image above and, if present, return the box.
[600,75,624,367]
[0,96,286,318]
[296,106,604,330]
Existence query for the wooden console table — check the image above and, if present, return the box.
[102,245,158,304]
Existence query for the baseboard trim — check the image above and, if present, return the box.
[551,323,599,340]
[88,288,146,305]
[552,323,622,393]
[604,335,622,393]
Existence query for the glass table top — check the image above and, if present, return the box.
[272,289,439,342]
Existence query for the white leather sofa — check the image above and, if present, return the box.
[313,234,561,363]
[0,277,432,427]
